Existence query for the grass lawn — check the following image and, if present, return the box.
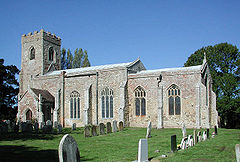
[0,127,239,162]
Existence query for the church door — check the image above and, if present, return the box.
[26,109,32,121]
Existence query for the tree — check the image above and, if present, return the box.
[61,47,91,69]
[0,59,19,120]
[184,43,240,128]
[61,48,67,70]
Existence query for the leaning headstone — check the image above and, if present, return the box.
[0,121,8,134]
[57,124,63,133]
[137,139,148,162]
[119,121,124,131]
[236,144,240,162]
[58,134,80,162]
[72,123,76,131]
[99,123,105,135]
[182,123,187,138]
[146,121,152,138]
[107,122,112,134]
[84,125,91,137]
[34,122,39,132]
[202,131,207,141]
[112,120,118,133]
[91,125,97,136]
[214,125,218,135]
[193,130,197,145]
[180,137,188,150]
[187,135,194,147]
[171,135,177,152]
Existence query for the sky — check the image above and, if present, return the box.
[0,0,239,71]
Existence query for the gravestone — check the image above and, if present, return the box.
[58,124,63,133]
[54,121,58,129]
[84,126,91,137]
[43,120,53,133]
[40,122,45,129]
[34,122,39,132]
[112,120,118,133]
[171,135,177,152]
[207,129,209,139]
[107,122,112,134]
[236,144,240,162]
[214,125,218,135]
[193,130,197,145]
[58,134,80,162]
[119,121,124,131]
[99,123,105,135]
[91,125,97,136]
[0,121,8,134]
[187,135,194,147]
[22,122,33,133]
[13,124,19,133]
[197,131,202,142]
[5,120,11,132]
[182,123,187,138]
[137,139,148,162]
[202,131,207,141]
[72,123,76,131]
[180,137,188,150]
[146,121,152,138]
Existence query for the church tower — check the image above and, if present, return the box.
[19,29,61,94]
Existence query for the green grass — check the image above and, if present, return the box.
[0,128,239,162]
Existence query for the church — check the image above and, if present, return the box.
[17,30,218,128]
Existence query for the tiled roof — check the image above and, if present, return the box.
[31,88,54,102]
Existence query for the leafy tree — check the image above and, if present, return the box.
[62,47,91,69]
[184,43,240,128]
[0,59,19,120]
[61,48,67,70]
[66,49,73,69]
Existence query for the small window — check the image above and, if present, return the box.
[101,88,114,118]
[70,91,80,119]
[135,86,146,116]
[30,47,35,60]
[168,84,181,115]
[49,47,54,61]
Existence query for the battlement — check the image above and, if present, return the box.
[22,29,61,45]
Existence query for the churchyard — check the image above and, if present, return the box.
[0,123,239,161]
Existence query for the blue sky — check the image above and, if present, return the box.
[0,0,239,70]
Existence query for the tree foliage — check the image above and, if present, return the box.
[184,43,240,128]
[61,48,90,69]
[0,59,19,120]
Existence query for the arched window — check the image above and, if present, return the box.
[70,91,80,119]
[26,109,32,121]
[30,47,35,60]
[49,47,54,61]
[135,86,146,116]
[101,88,113,118]
[168,84,181,115]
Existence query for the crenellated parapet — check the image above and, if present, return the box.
[22,29,61,46]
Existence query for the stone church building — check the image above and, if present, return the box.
[17,30,218,128]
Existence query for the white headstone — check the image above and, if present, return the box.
[202,131,207,141]
[236,144,240,162]
[112,120,118,133]
[59,134,80,162]
[146,121,152,138]
[138,139,149,162]
[182,123,187,138]
[180,137,187,150]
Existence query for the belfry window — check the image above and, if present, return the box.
[135,86,146,116]
[168,84,181,115]
[70,91,80,119]
[49,47,54,61]
[101,88,113,118]
[30,47,35,60]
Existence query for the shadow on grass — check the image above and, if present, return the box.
[0,132,57,141]
[0,145,94,162]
